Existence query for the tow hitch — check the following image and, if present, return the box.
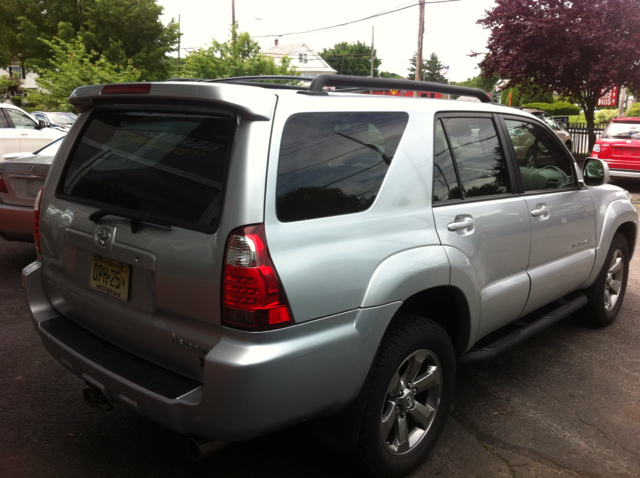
[83,387,113,411]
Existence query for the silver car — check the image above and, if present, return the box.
[0,138,63,241]
[22,76,636,478]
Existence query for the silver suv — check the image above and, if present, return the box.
[23,75,637,477]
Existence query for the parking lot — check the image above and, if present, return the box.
[2,179,640,478]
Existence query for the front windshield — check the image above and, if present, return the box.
[602,122,640,140]
[47,112,77,125]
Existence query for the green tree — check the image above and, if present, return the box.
[379,71,404,80]
[0,72,24,99]
[0,0,178,81]
[451,74,498,93]
[181,26,296,79]
[408,52,448,83]
[29,37,140,112]
[319,41,380,77]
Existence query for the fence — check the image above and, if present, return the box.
[567,123,606,159]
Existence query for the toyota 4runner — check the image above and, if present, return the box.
[23,75,637,477]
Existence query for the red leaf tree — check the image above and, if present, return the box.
[477,0,640,148]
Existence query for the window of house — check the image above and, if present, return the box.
[9,66,25,80]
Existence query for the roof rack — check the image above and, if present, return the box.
[166,76,309,90]
[302,74,492,103]
[165,74,492,103]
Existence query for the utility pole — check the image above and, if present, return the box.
[177,14,181,76]
[414,0,425,95]
[370,27,375,77]
[232,0,236,27]
[618,86,627,117]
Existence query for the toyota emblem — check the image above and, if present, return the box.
[94,228,112,247]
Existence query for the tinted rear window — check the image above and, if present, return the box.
[276,112,409,222]
[61,111,234,232]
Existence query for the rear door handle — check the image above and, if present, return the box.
[447,217,475,232]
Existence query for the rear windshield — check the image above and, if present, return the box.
[60,110,235,232]
[602,122,640,140]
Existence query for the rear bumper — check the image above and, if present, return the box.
[609,168,640,178]
[0,203,34,241]
[22,260,398,441]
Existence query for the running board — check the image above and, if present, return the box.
[458,293,588,366]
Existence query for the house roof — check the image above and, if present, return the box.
[264,42,336,76]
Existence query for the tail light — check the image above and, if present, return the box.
[222,224,293,330]
[0,173,8,193]
[101,83,151,95]
[34,187,44,254]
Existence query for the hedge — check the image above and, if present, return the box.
[553,102,581,116]
[521,102,580,116]
[627,103,640,118]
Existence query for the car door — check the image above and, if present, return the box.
[4,108,62,153]
[0,109,22,157]
[432,114,531,340]
[501,116,596,315]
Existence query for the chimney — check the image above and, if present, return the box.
[275,39,279,47]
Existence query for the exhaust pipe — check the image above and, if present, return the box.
[186,435,228,459]
[83,387,113,411]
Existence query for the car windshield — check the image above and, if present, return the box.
[46,112,77,125]
[35,138,64,156]
[60,110,235,233]
[602,122,640,140]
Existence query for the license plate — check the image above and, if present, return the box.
[614,147,640,157]
[89,254,130,301]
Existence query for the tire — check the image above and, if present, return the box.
[352,313,456,478]
[578,233,629,327]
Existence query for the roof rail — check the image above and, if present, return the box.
[166,75,310,90]
[303,74,492,103]
[167,76,310,83]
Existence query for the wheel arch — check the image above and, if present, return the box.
[399,286,471,356]
[616,221,637,259]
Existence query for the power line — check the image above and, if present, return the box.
[252,0,461,39]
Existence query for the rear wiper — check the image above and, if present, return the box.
[89,209,172,234]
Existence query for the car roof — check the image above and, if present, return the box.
[611,117,640,123]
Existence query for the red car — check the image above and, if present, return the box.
[591,117,640,177]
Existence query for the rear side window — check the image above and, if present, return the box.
[61,110,235,232]
[276,112,409,222]
[441,117,510,198]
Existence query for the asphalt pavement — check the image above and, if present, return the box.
[1,179,640,478]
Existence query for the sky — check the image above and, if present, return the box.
[158,0,498,83]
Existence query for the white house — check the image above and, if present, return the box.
[263,41,336,78]
[0,63,39,91]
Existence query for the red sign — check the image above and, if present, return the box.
[597,86,619,107]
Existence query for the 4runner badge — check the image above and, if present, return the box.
[94,228,111,247]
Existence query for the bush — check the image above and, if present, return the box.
[553,101,581,116]
[522,102,555,114]
[626,103,640,118]
[595,109,619,124]
[10,95,22,107]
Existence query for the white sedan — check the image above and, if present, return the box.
[0,103,66,158]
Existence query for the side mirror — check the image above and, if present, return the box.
[557,122,567,130]
[582,158,610,186]
[37,119,47,129]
